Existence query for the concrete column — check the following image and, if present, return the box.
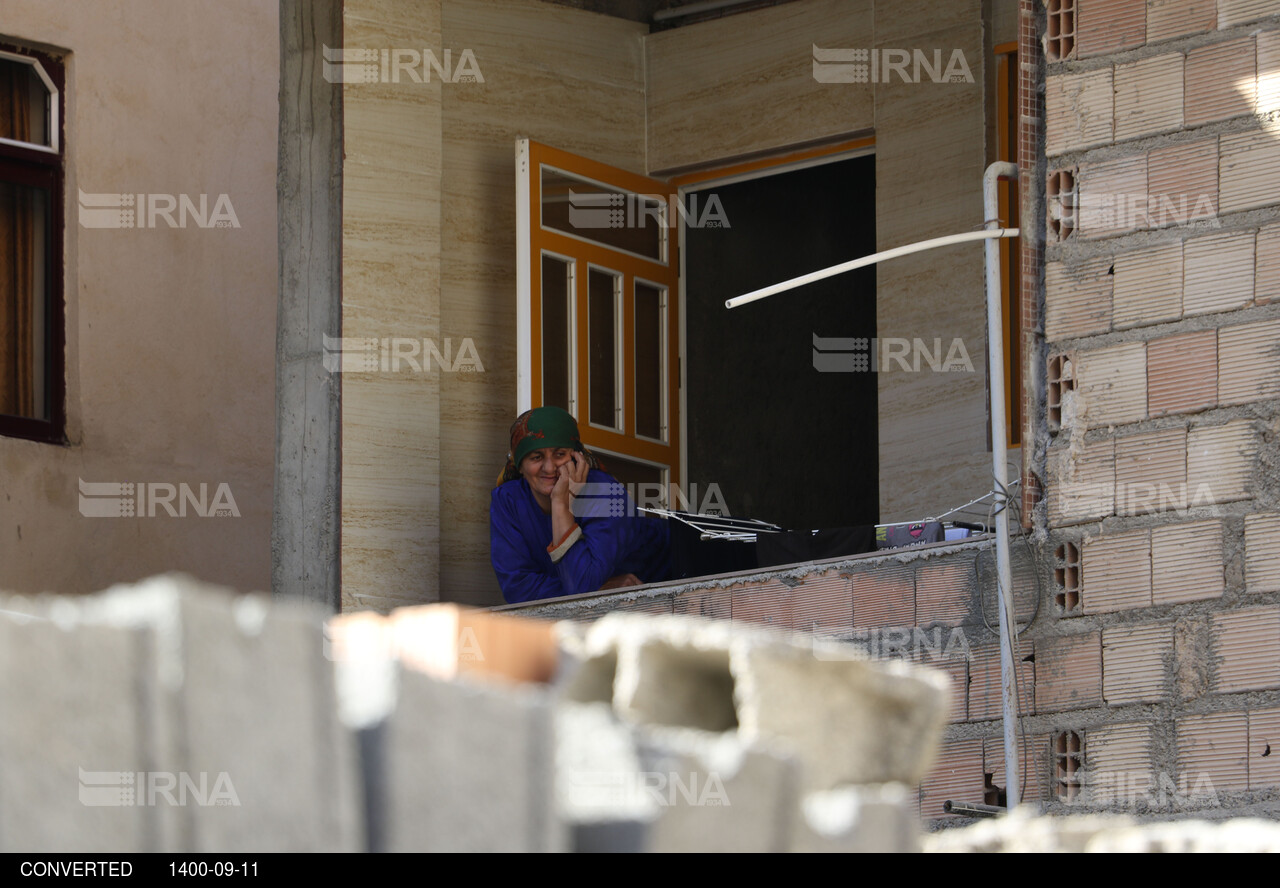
[273,0,344,609]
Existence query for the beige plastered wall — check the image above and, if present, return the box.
[0,1,279,595]
[343,0,997,608]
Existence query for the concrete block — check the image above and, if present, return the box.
[1045,258,1114,341]
[1185,36,1256,125]
[1244,513,1280,593]
[635,725,799,853]
[1147,138,1220,228]
[793,783,920,852]
[1113,243,1182,328]
[1220,131,1280,214]
[1187,419,1257,503]
[1218,317,1280,406]
[1046,69,1114,156]
[1034,632,1103,712]
[1115,427,1187,515]
[1211,606,1280,693]
[0,601,151,853]
[1102,622,1174,704]
[1114,53,1184,141]
[60,576,362,853]
[1077,0,1147,57]
[1177,711,1249,793]
[381,668,562,852]
[1146,0,1216,42]
[1152,520,1225,604]
[1147,330,1217,417]
[1184,230,1254,316]
[1082,529,1151,613]
[1075,341,1147,427]
[567,614,951,794]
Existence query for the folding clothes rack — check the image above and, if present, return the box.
[640,478,1018,544]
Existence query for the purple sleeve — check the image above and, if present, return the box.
[490,486,568,604]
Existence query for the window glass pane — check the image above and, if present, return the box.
[0,180,49,420]
[587,268,619,429]
[0,57,51,148]
[634,281,665,441]
[540,254,572,411]
[540,165,664,261]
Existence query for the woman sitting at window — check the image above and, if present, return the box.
[490,406,670,604]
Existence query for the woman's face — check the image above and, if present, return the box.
[519,446,575,497]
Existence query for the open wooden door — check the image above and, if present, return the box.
[515,139,681,492]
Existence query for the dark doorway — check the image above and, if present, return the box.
[683,153,878,530]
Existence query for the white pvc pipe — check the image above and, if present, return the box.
[725,228,1019,310]
[983,160,1021,811]
[722,167,1024,811]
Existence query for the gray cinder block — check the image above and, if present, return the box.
[0,602,151,852]
[4,574,363,853]
[565,614,950,794]
[378,670,563,852]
